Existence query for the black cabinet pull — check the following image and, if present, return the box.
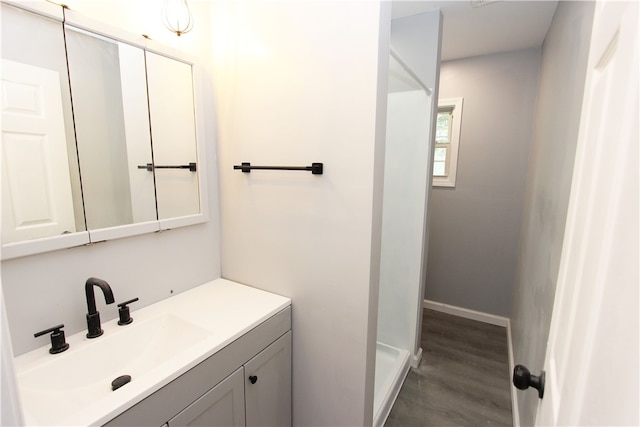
[249,375,258,384]
[138,162,197,172]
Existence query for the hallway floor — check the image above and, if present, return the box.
[385,309,512,426]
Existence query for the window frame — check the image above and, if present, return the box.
[433,97,463,188]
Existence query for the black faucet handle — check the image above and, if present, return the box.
[118,297,139,308]
[118,297,139,325]
[34,324,70,354]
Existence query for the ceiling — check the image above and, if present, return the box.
[392,0,558,61]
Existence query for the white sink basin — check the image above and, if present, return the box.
[16,313,212,425]
[13,279,292,426]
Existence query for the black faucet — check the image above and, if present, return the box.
[85,277,115,338]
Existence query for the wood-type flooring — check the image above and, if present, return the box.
[385,309,512,427]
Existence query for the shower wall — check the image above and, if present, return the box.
[373,10,442,425]
[378,89,431,351]
[376,8,442,360]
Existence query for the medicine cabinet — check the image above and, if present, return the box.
[0,1,208,259]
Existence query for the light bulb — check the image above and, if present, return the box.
[162,0,194,37]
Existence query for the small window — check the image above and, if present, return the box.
[433,98,463,187]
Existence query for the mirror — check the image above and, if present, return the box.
[1,3,88,254]
[1,3,205,259]
[146,51,200,220]
[64,26,157,230]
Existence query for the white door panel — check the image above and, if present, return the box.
[1,59,76,243]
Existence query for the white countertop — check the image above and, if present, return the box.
[13,278,291,426]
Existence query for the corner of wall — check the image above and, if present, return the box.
[509,1,596,426]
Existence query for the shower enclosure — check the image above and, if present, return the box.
[373,12,441,422]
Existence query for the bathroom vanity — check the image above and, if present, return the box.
[13,279,292,426]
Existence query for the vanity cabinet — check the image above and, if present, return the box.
[105,307,292,427]
[244,332,292,427]
[166,332,292,427]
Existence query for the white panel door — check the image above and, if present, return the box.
[536,1,639,425]
[1,59,76,243]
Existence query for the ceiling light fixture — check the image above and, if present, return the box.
[162,0,194,37]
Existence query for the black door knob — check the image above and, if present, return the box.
[513,364,545,398]
[249,375,258,384]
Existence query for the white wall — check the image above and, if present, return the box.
[1,1,221,356]
[1,290,23,426]
[511,2,594,425]
[212,2,390,425]
[426,48,541,317]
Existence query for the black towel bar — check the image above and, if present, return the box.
[233,162,323,175]
[138,163,197,172]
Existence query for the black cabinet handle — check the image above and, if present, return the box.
[513,365,545,398]
[249,375,258,384]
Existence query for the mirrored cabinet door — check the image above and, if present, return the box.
[146,52,200,220]
[1,3,88,253]
[64,26,158,230]
[1,2,208,259]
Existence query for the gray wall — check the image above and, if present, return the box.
[511,2,594,425]
[426,48,541,317]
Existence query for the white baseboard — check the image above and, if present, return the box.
[423,299,509,327]
[422,299,518,425]
[411,347,423,369]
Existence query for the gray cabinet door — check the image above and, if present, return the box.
[167,367,245,427]
[244,331,292,427]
